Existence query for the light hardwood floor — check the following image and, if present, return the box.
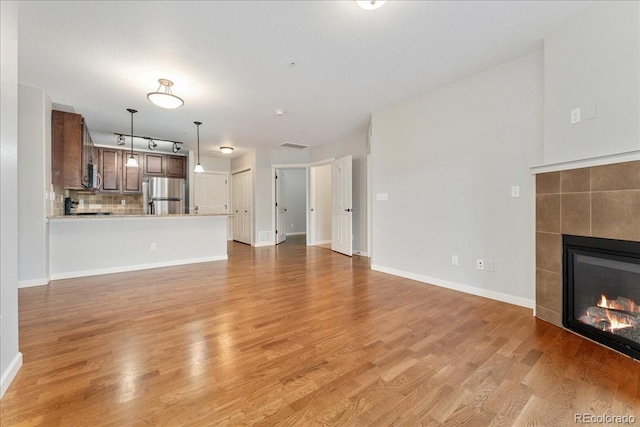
[2,238,640,426]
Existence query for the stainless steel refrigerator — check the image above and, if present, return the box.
[143,177,185,215]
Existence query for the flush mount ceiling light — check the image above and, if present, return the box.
[356,0,386,10]
[193,121,204,173]
[148,139,157,150]
[172,142,181,153]
[147,78,184,109]
[125,108,138,168]
[220,146,234,154]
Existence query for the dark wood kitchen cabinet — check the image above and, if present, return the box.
[99,148,121,192]
[143,153,165,176]
[166,155,186,178]
[122,152,142,193]
[52,110,83,189]
[98,148,142,193]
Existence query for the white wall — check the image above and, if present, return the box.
[1,0,22,398]
[18,85,52,287]
[371,51,543,308]
[283,169,306,235]
[543,1,640,165]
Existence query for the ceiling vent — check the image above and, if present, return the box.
[280,142,309,149]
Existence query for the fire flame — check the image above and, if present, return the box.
[605,310,633,331]
[595,294,636,332]
[597,294,639,312]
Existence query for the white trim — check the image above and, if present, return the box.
[286,231,306,236]
[371,264,535,309]
[18,277,49,288]
[1,352,23,399]
[530,150,640,174]
[272,163,309,169]
[353,250,369,257]
[231,166,251,175]
[252,242,272,248]
[310,158,335,166]
[50,256,227,280]
[313,240,332,245]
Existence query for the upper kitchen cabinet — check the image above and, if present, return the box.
[166,155,186,178]
[143,153,165,176]
[99,148,121,193]
[52,110,96,190]
[52,110,84,189]
[122,152,142,193]
[98,148,142,194]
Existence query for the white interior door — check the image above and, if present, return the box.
[331,155,352,256]
[232,170,252,245]
[275,169,286,244]
[194,173,228,214]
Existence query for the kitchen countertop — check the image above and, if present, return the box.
[48,213,229,220]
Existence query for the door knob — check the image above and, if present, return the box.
[344,208,352,212]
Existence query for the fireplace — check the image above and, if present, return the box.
[563,235,640,359]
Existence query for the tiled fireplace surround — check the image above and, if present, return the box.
[535,160,640,326]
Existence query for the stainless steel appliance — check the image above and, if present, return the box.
[143,177,185,215]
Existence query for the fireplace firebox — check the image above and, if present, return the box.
[563,235,640,359]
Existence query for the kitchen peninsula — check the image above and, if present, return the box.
[48,214,228,280]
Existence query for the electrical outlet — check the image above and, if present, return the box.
[78,199,84,207]
[150,243,156,251]
[121,199,126,205]
[476,259,485,270]
[571,108,581,124]
[451,255,459,266]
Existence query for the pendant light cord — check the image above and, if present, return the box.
[127,108,137,158]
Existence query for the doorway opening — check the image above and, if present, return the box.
[274,167,307,245]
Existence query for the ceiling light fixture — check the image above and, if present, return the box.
[172,142,181,153]
[116,134,126,145]
[220,147,234,154]
[194,121,204,173]
[148,139,157,150]
[147,78,184,109]
[125,108,138,168]
[356,0,386,10]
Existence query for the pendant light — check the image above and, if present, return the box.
[194,121,204,173]
[125,108,138,167]
[356,0,386,10]
[147,79,184,109]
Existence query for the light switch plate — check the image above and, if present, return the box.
[511,186,520,198]
[376,193,389,201]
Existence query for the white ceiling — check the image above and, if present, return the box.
[17,1,593,157]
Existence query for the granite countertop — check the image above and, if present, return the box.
[48,213,229,219]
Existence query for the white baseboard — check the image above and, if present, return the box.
[253,242,273,248]
[50,255,228,280]
[353,250,369,257]
[286,232,306,236]
[18,277,49,288]
[370,264,534,309]
[310,240,331,246]
[1,352,23,399]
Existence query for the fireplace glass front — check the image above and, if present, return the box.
[563,235,640,359]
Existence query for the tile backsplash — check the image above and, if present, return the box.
[49,184,143,216]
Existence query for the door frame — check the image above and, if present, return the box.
[231,168,253,245]
[271,164,310,246]
[308,159,334,246]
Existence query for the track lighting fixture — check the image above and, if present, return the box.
[172,143,181,153]
[148,139,157,150]
[117,134,126,145]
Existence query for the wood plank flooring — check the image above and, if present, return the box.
[2,237,640,426]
